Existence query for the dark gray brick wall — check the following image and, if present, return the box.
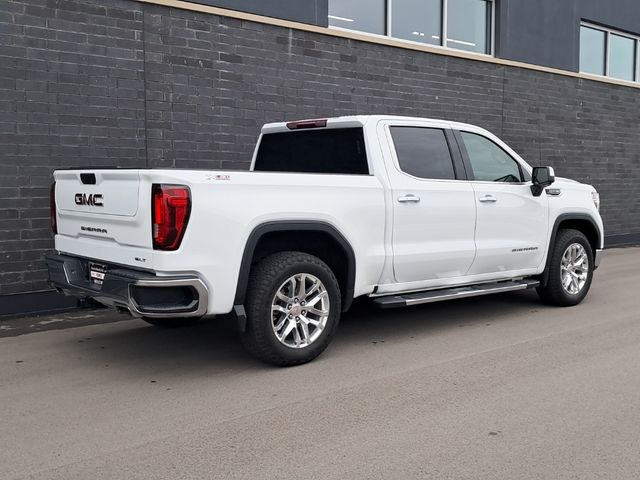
[0,0,145,295]
[1,0,639,298]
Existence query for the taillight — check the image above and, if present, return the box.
[50,181,57,234]
[152,184,191,251]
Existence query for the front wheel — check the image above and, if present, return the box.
[537,228,594,306]
[241,251,342,366]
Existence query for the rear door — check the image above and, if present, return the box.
[383,121,477,283]
[455,130,549,275]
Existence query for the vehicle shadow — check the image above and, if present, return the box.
[62,314,263,375]
[64,289,548,375]
[339,289,546,337]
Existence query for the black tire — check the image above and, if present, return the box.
[241,251,342,366]
[141,317,201,328]
[536,228,594,306]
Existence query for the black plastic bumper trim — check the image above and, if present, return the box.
[45,253,208,318]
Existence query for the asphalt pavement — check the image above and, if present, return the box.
[1,247,639,480]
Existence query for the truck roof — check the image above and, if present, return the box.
[261,115,488,135]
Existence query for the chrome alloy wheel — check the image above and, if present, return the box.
[560,243,589,295]
[271,273,330,349]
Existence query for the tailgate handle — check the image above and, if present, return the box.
[80,173,96,185]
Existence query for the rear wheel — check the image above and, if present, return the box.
[241,251,341,366]
[537,229,594,306]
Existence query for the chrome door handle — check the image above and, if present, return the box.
[398,194,421,203]
[478,195,497,203]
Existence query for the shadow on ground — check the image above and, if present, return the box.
[47,289,549,376]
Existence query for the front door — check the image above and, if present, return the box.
[456,130,549,276]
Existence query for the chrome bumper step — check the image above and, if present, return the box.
[373,279,540,309]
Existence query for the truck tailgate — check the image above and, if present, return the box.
[53,170,154,266]
[56,170,140,217]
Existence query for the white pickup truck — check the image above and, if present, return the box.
[47,115,604,365]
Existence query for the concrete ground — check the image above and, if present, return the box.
[1,247,639,480]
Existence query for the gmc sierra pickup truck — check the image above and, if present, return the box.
[47,115,603,366]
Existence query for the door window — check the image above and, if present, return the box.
[460,132,523,182]
[390,127,456,180]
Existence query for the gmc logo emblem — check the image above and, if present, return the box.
[75,193,103,207]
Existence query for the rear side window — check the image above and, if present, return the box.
[390,127,456,180]
[254,128,369,174]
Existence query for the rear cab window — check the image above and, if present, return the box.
[254,128,369,174]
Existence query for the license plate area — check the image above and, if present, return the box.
[88,262,108,287]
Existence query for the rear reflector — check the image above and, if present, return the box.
[50,181,57,235]
[152,184,191,251]
[286,119,328,130]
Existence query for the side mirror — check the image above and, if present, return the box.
[531,166,555,197]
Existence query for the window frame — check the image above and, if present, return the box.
[328,0,495,57]
[580,21,639,83]
[387,125,468,182]
[454,129,529,184]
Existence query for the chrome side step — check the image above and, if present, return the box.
[373,279,540,309]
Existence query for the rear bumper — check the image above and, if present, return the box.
[46,253,208,318]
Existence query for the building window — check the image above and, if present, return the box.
[580,23,639,82]
[579,26,606,75]
[329,0,493,55]
[609,34,636,81]
[390,0,441,46]
[446,0,491,54]
[328,0,385,36]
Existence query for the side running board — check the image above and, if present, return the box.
[373,279,540,309]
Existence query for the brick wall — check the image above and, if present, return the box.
[1,0,639,298]
[0,0,146,296]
